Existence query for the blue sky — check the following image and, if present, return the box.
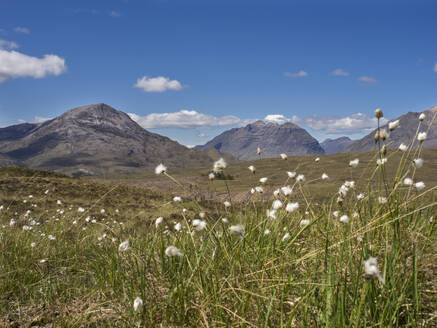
[1,0,437,146]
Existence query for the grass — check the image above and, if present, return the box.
[1,122,437,326]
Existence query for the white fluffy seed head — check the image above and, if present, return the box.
[300,219,310,227]
[413,158,424,168]
[165,245,183,257]
[321,173,329,180]
[255,186,264,193]
[286,202,299,213]
[248,165,256,173]
[173,196,182,202]
[281,186,292,196]
[398,143,408,152]
[349,158,359,168]
[280,153,287,160]
[229,224,244,237]
[272,199,283,210]
[296,174,305,184]
[418,132,427,142]
[374,108,384,119]
[378,196,387,204]
[419,113,426,121]
[287,171,297,178]
[363,257,383,282]
[224,201,231,208]
[282,232,291,242]
[339,215,349,223]
[259,177,268,184]
[403,178,413,186]
[213,158,227,173]
[133,297,143,312]
[388,120,399,131]
[315,157,320,162]
[155,163,167,175]
[414,181,425,191]
[118,240,130,252]
[208,173,215,180]
[155,217,163,228]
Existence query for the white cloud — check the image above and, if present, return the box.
[264,114,290,124]
[300,113,388,132]
[108,10,121,17]
[0,49,66,83]
[197,132,210,137]
[14,27,30,34]
[134,76,183,93]
[357,76,377,84]
[331,68,349,76]
[0,39,19,50]
[18,116,52,124]
[128,110,241,129]
[434,62,437,73]
[284,70,308,78]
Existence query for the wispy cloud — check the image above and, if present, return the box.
[331,68,349,76]
[264,114,290,124]
[0,49,66,83]
[0,39,19,50]
[14,27,30,34]
[357,76,377,84]
[134,76,184,93]
[128,110,240,129]
[284,70,308,78]
[18,116,52,124]
[197,132,210,137]
[108,10,121,18]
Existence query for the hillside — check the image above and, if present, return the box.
[195,120,324,160]
[345,105,437,153]
[321,136,354,154]
[0,103,231,175]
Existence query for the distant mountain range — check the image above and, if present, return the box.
[344,105,437,153]
[0,103,231,175]
[320,137,354,154]
[195,120,324,160]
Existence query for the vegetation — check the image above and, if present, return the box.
[0,115,436,327]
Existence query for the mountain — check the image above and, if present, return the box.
[344,105,437,153]
[0,103,232,175]
[195,120,324,160]
[321,137,354,154]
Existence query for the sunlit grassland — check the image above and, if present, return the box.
[0,143,437,326]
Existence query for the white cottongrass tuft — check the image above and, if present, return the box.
[315,157,320,162]
[248,165,256,173]
[174,222,182,231]
[377,158,387,166]
[255,186,264,193]
[257,147,261,155]
[221,217,228,223]
[208,173,215,180]
[266,209,277,220]
[223,201,231,208]
[213,158,227,173]
[282,232,291,242]
[10,219,16,227]
[333,211,339,218]
[48,235,56,241]
[388,120,399,131]
[193,219,207,231]
[417,132,427,142]
[229,224,244,237]
[349,158,359,168]
[419,113,426,121]
[259,177,268,184]
[199,212,206,218]
[413,158,423,168]
[31,242,36,248]
[280,153,288,160]
[272,199,283,210]
[300,219,310,227]
[273,189,280,197]
[398,143,408,152]
[78,207,85,213]
[321,173,329,180]
[165,246,183,257]
[287,171,297,178]
[155,217,164,228]
[414,181,425,191]
[286,202,299,213]
[339,215,349,223]
[264,229,271,235]
[296,174,305,184]
[173,196,182,202]
[155,163,167,175]
[363,257,383,283]
[378,196,387,204]
[118,240,130,252]
[133,296,143,312]
[281,186,292,196]
[403,178,413,186]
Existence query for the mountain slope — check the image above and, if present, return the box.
[195,120,324,160]
[344,105,437,153]
[321,137,354,154]
[0,103,230,175]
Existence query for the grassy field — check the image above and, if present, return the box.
[1,139,436,326]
